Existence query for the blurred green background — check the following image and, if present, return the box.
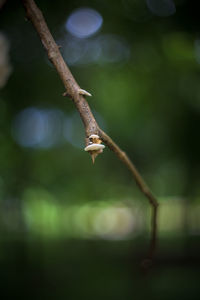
[1,0,200,299]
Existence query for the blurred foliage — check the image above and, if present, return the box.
[1,0,200,299]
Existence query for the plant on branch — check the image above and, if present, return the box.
[21,0,159,265]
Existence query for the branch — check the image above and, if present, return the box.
[21,0,159,262]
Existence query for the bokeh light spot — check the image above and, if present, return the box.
[61,34,130,66]
[97,34,130,64]
[12,107,64,149]
[65,8,103,38]
[93,206,136,240]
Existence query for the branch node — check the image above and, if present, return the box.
[84,134,105,163]
[62,91,72,98]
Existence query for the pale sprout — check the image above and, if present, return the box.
[78,88,92,97]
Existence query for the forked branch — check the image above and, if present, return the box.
[21,0,159,262]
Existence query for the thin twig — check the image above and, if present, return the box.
[21,0,159,261]
[99,129,158,264]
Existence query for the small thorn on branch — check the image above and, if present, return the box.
[78,88,92,97]
[62,91,71,98]
[91,152,98,164]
